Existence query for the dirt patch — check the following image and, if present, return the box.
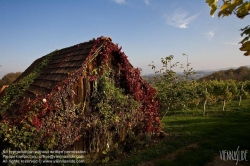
[205,156,250,166]
[138,143,250,166]
[165,143,199,161]
[138,142,199,166]
[137,162,155,166]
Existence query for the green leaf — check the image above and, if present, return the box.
[233,0,243,6]
[240,26,250,37]
[210,5,217,16]
[240,25,250,32]
[221,2,231,11]
[24,132,29,136]
[206,0,217,6]
[218,2,237,17]
[236,2,250,18]
[239,36,249,44]
[206,0,218,17]
[240,41,250,56]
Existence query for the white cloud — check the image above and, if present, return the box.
[144,0,149,5]
[164,8,199,29]
[204,31,215,41]
[111,0,126,5]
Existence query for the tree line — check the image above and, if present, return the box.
[0,72,22,89]
[200,66,250,81]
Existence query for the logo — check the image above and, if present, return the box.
[219,146,248,165]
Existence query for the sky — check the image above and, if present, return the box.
[0,0,250,78]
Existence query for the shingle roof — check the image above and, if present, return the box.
[1,37,112,118]
[21,40,101,98]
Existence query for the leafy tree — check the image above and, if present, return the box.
[211,79,237,110]
[197,80,213,115]
[237,81,249,105]
[0,72,22,88]
[206,0,250,55]
[149,55,180,118]
[149,54,196,118]
[244,80,250,91]
[181,53,196,80]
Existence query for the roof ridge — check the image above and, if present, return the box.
[56,36,112,53]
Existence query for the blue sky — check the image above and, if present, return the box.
[0,0,249,78]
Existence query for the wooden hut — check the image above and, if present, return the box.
[0,36,161,161]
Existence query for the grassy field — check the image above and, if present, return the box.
[103,100,250,166]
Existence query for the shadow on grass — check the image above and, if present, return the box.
[103,103,250,166]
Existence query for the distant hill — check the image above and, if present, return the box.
[199,66,250,81]
[142,65,250,83]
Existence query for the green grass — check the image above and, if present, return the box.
[103,100,250,166]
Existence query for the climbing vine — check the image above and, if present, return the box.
[0,36,161,153]
[0,52,54,114]
[91,66,140,127]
